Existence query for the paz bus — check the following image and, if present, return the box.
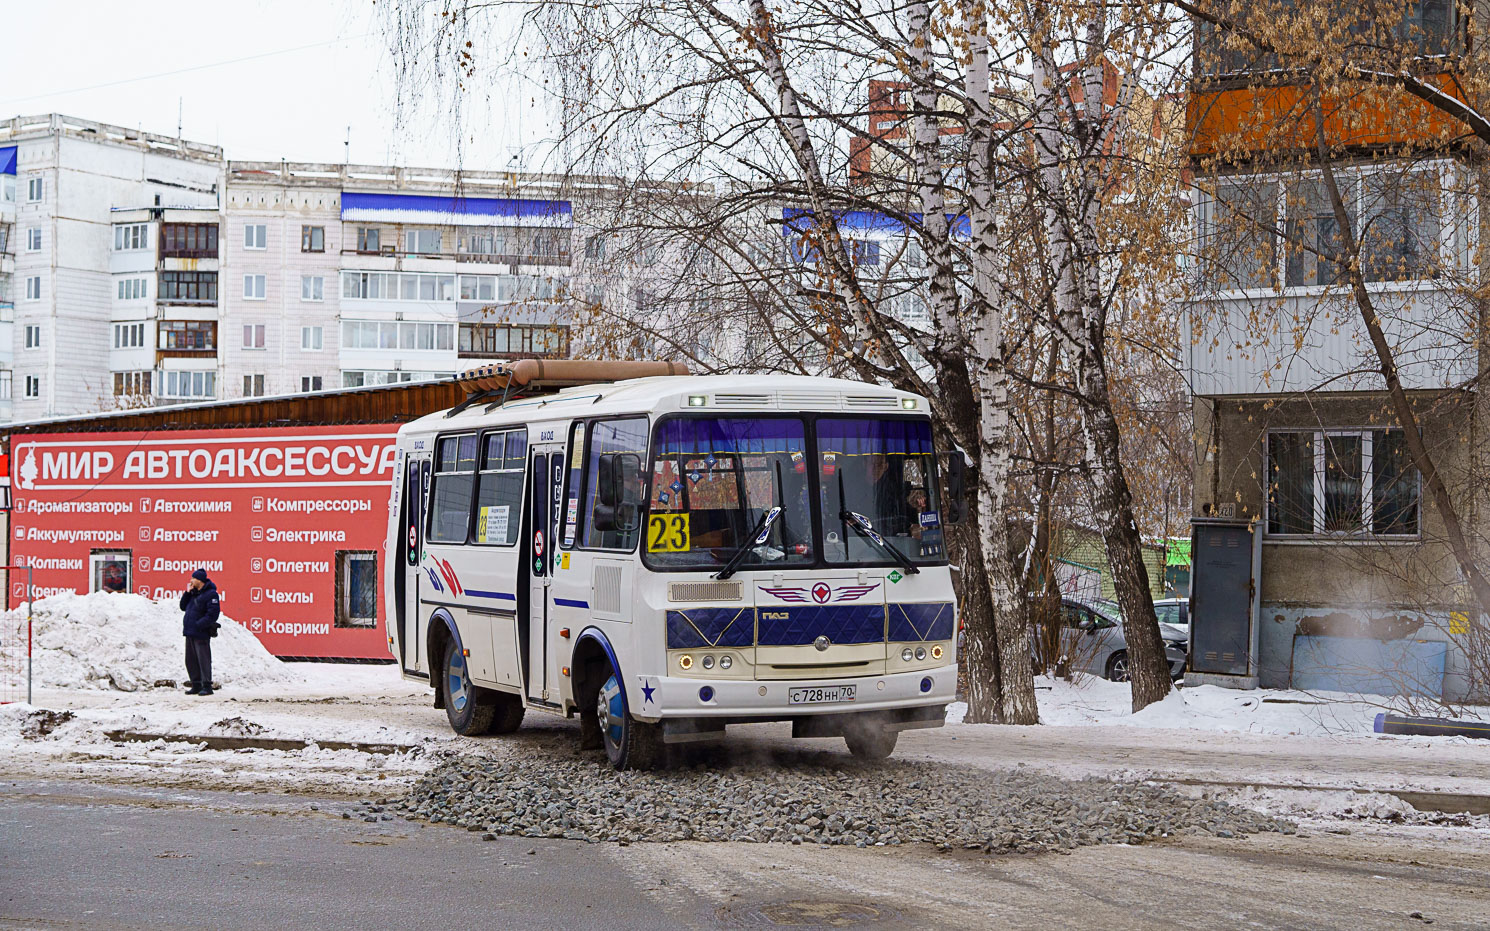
[384,360,963,769]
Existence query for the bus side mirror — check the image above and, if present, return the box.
[944,450,967,524]
[593,453,643,533]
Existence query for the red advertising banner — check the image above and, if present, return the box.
[7,425,399,660]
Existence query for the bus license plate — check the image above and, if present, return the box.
[789,685,857,704]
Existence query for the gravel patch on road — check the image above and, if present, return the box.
[386,744,1294,854]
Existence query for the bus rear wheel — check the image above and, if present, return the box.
[443,638,496,736]
[598,671,663,770]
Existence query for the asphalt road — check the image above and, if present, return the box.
[5,778,1490,930]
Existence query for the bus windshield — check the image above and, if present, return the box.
[818,418,945,565]
[646,418,814,569]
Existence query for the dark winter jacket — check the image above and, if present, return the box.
[180,581,222,639]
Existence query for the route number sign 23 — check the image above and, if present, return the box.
[647,513,691,552]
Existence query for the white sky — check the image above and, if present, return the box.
[1,0,551,172]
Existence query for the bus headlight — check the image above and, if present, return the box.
[901,648,914,662]
[679,654,693,670]
[915,647,927,661]
[719,654,733,670]
[931,644,944,660]
[702,655,715,670]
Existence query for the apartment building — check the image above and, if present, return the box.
[1184,8,1481,699]
[0,114,626,423]
[0,114,222,421]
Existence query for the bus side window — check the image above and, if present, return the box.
[562,420,585,546]
[580,417,648,551]
[428,434,478,543]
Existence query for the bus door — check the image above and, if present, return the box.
[525,443,565,705]
[397,453,431,675]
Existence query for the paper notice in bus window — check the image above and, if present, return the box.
[479,505,511,543]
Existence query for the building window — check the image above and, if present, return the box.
[335,551,378,628]
[459,274,497,301]
[161,370,216,399]
[341,320,455,351]
[113,322,147,348]
[428,434,478,543]
[357,227,380,253]
[159,271,217,304]
[25,276,41,300]
[0,371,11,401]
[301,375,323,392]
[1202,170,1442,292]
[584,234,606,261]
[25,228,41,251]
[24,375,40,399]
[113,371,151,397]
[25,325,41,349]
[159,320,216,351]
[243,374,265,397]
[340,270,456,302]
[458,323,569,358]
[90,549,133,594]
[244,223,267,250]
[301,225,325,253]
[341,370,436,388]
[116,278,148,300]
[849,239,880,266]
[160,223,218,258]
[1266,430,1420,537]
[243,274,266,300]
[474,431,527,545]
[404,229,442,255]
[114,223,149,251]
[243,324,266,349]
[301,326,323,351]
[300,275,324,302]
[27,177,43,202]
[1,176,13,204]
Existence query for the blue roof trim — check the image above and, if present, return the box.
[341,191,569,219]
[0,147,16,175]
[782,207,970,238]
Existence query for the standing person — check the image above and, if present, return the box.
[181,568,221,696]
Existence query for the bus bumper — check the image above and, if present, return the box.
[635,664,956,727]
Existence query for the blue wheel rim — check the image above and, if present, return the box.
[598,674,625,746]
[448,649,470,712]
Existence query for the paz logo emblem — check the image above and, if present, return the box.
[813,635,832,652]
[811,582,831,603]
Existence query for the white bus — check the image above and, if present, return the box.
[384,361,963,769]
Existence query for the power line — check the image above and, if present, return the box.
[1,33,374,106]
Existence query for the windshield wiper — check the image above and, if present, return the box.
[839,510,920,575]
[714,506,783,580]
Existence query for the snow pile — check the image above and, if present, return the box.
[948,676,1490,737]
[1,592,302,692]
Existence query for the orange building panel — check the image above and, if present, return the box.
[1187,72,1470,160]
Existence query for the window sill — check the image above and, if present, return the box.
[1193,279,1449,302]
[1263,536,1421,545]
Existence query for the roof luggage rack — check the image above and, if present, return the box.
[445,359,691,417]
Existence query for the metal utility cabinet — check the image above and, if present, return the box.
[1185,518,1261,689]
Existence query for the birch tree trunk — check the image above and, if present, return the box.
[964,5,1038,723]
[1028,14,1173,711]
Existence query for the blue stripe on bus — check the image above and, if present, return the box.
[554,598,590,609]
[466,589,517,601]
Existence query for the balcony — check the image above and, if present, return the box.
[458,322,570,360]
[159,223,219,260]
[157,320,217,361]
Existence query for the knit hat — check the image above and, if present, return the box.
[191,568,209,582]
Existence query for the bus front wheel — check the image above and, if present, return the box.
[597,671,662,770]
[443,638,497,736]
[844,722,898,761]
